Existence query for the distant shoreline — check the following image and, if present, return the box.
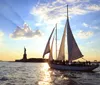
[15,58,48,63]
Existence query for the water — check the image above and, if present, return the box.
[0,62,100,85]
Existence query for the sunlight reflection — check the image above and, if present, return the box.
[38,63,52,85]
[42,63,50,70]
[38,63,71,85]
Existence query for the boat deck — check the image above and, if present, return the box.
[49,60,99,67]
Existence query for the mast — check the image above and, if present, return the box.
[67,5,68,20]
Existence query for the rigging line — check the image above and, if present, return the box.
[3,0,25,24]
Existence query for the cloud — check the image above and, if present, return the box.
[52,0,89,6]
[69,5,87,15]
[10,23,43,39]
[83,23,88,27]
[76,30,93,39]
[30,0,100,27]
[31,1,86,25]
[30,3,65,25]
[86,4,100,11]
[32,3,84,18]
[83,22,99,29]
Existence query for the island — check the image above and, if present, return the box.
[15,47,48,62]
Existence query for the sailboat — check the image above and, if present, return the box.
[43,5,99,71]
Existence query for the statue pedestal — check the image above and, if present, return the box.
[23,54,27,60]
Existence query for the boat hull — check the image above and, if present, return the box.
[48,62,99,71]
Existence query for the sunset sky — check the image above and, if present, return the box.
[0,0,100,61]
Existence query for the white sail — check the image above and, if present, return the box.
[43,27,55,58]
[49,37,54,61]
[57,20,67,61]
[66,5,83,62]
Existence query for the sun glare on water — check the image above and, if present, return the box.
[38,63,52,85]
[42,63,50,70]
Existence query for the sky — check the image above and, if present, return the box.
[0,0,100,61]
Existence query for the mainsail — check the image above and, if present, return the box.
[57,20,67,61]
[66,5,83,62]
[43,27,55,58]
[57,5,83,61]
[49,37,54,61]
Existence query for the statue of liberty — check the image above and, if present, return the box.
[23,47,27,60]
